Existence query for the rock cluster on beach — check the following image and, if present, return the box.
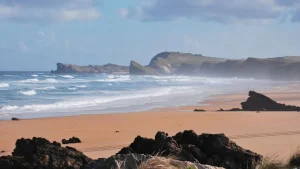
[0,137,92,169]
[62,137,81,144]
[118,130,262,169]
[0,130,263,169]
[241,91,300,111]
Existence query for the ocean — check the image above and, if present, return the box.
[0,71,283,120]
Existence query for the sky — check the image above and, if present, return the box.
[0,0,300,71]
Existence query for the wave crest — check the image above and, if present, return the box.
[0,83,9,88]
[19,90,37,96]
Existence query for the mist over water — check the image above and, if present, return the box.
[0,71,285,120]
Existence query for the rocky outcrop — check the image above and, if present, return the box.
[0,137,92,169]
[241,91,300,111]
[129,52,300,80]
[129,61,156,75]
[52,63,129,74]
[0,137,226,169]
[62,137,81,144]
[118,130,262,169]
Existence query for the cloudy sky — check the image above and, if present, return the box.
[0,0,300,70]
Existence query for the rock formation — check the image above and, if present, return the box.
[129,52,300,80]
[118,130,262,169]
[62,137,81,144]
[11,117,20,121]
[52,63,129,74]
[241,91,300,111]
[0,136,228,169]
[129,61,156,75]
[0,137,92,169]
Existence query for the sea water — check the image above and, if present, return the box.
[0,71,283,120]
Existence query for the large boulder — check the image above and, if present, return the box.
[62,137,81,144]
[241,91,300,111]
[118,130,262,169]
[1,137,92,169]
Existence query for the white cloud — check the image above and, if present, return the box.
[37,31,44,37]
[19,41,30,53]
[0,0,101,24]
[125,0,300,24]
[119,8,129,18]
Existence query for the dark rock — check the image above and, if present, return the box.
[115,131,120,133]
[0,137,92,169]
[1,150,5,153]
[241,91,300,111]
[52,63,129,74]
[194,109,206,112]
[228,108,242,111]
[129,61,156,75]
[62,136,81,144]
[118,130,262,169]
[0,156,30,169]
[11,117,20,121]
[219,108,224,111]
[85,153,152,169]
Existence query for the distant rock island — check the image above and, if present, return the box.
[52,52,300,80]
[51,63,129,74]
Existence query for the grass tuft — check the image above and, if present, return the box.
[258,155,287,169]
[288,147,300,167]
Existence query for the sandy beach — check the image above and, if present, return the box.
[1,88,300,162]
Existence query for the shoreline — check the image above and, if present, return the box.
[1,87,300,161]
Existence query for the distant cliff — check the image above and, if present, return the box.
[129,52,300,80]
[51,63,129,74]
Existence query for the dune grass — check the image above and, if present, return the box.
[257,155,287,169]
[137,156,198,169]
[288,147,300,168]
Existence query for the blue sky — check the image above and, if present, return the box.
[0,0,300,71]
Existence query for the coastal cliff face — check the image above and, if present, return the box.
[129,52,300,80]
[52,63,129,74]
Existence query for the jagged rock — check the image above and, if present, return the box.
[62,136,81,144]
[241,91,300,111]
[228,108,243,111]
[118,130,262,169]
[11,117,20,121]
[194,109,206,112]
[0,137,92,169]
[52,63,129,74]
[129,61,156,75]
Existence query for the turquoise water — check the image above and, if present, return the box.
[0,72,278,119]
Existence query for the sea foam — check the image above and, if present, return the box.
[0,83,9,88]
[61,75,74,79]
[19,90,37,96]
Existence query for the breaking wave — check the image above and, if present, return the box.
[35,86,57,90]
[61,75,74,79]
[19,90,37,96]
[0,83,9,88]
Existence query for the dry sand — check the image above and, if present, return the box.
[1,89,300,161]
